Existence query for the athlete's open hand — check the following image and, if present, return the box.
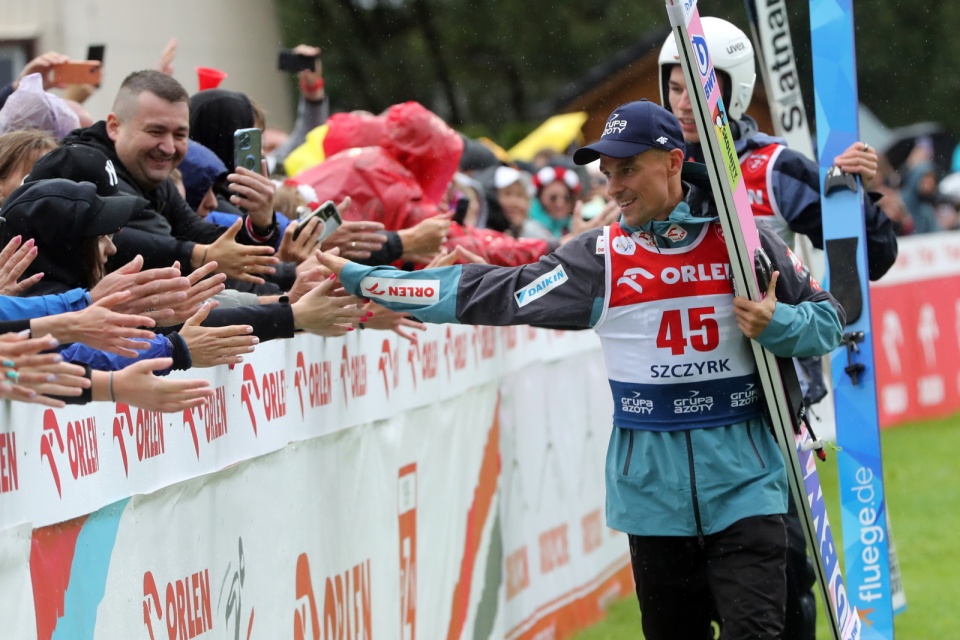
[733,271,779,339]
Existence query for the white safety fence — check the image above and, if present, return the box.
[0,324,633,640]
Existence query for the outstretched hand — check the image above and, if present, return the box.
[203,218,279,285]
[733,271,779,339]
[0,236,42,295]
[178,302,258,368]
[105,358,213,413]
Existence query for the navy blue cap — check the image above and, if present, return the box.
[573,99,684,165]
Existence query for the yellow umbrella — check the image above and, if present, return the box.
[507,112,588,162]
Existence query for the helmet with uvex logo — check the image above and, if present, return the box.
[658,17,756,121]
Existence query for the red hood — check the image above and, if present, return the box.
[380,101,463,204]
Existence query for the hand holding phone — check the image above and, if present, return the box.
[293,201,342,243]
[278,49,317,72]
[233,128,262,173]
[52,61,102,86]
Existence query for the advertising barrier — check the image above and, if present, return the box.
[3,227,948,639]
[871,230,960,427]
[0,325,631,639]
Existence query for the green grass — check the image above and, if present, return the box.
[573,412,960,639]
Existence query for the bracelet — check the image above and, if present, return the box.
[108,371,116,402]
[300,77,325,93]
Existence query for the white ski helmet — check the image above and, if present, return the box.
[658,17,756,121]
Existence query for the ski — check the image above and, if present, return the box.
[809,0,899,634]
[743,0,839,461]
[664,2,860,638]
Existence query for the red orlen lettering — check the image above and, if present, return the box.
[113,404,165,476]
[182,386,228,459]
[67,417,99,481]
[294,554,373,640]
[378,340,400,399]
[295,351,333,417]
[505,546,530,600]
[581,510,603,555]
[240,364,261,435]
[262,369,287,422]
[539,523,570,575]
[340,345,368,405]
[501,326,518,351]
[443,327,468,378]
[0,430,18,495]
[407,336,439,390]
[472,326,496,361]
[143,568,213,640]
[387,286,435,298]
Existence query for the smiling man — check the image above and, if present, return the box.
[59,70,278,284]
[319,99,846,640]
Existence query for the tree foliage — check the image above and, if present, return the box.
[274,0,954,144]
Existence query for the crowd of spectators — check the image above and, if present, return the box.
[0,36,951,413]
[874,139,960,235]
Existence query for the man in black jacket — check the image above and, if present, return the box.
[62,70,279,284]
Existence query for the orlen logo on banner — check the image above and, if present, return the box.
[293,553,372,640]
[444,327,468,378]
[0,430,18,495]
[40,409,99,497]
[407,335,438,390]
[294,351,333,418]
[143,566,213,640]
[240,363,287,435]
[378,339,401,400]
[182,386,228,459]
[340,345,368,405]
[112,403,165,476]
[471,326,496,363]
[398,464,417,640]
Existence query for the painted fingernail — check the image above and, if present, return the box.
[6,371,19,380]
[251,337,260,345]
[52,355,62,363]
[328,274,337,280]
[2,360,14,368]
[46,374,57,382]
[47,338,60,348]
[347,327,354,331]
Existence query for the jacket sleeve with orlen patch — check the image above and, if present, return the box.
[339,229,606,328]
[755,222,845,358]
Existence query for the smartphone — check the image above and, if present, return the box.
[278,49,316,73]
[52,61,102,85]
[293,200,342,242]
[86,44,106,63]
[233,128,262,173]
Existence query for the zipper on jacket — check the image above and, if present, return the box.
[684,431,705,547]
[622,430,635,475]
[746,424,767,469]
